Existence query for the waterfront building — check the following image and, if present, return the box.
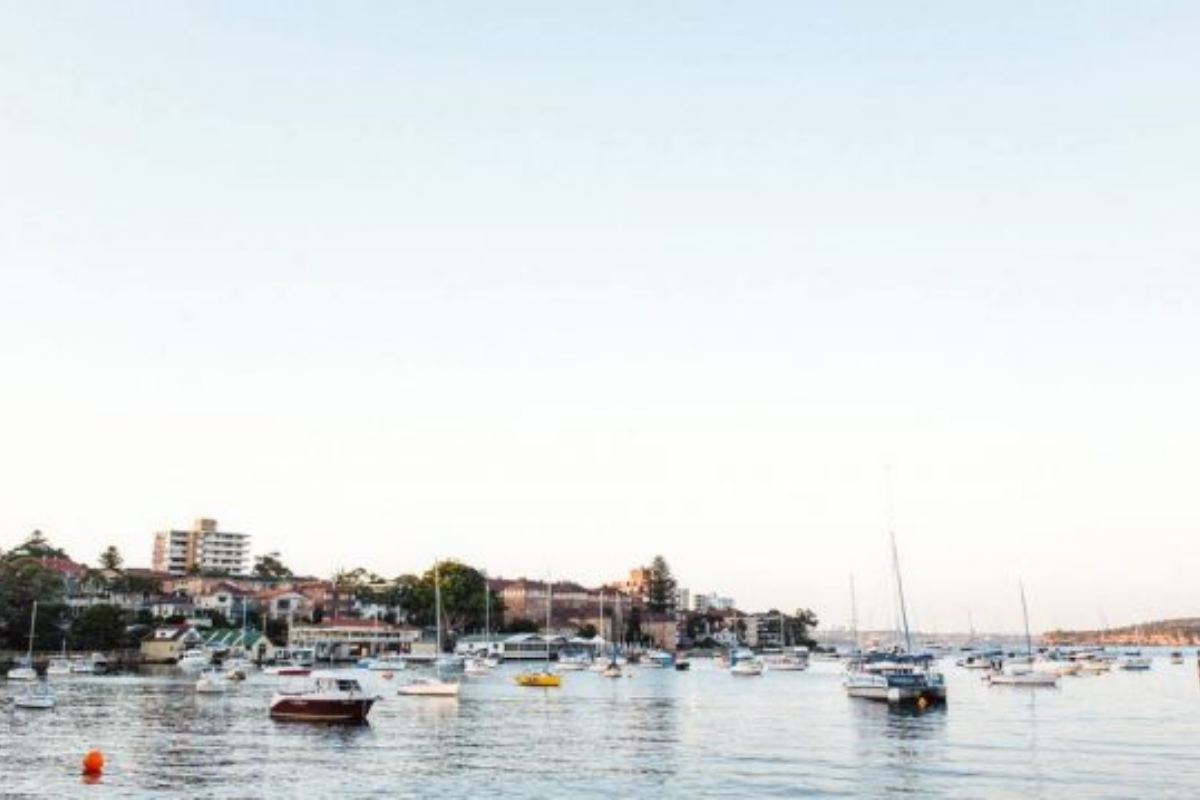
[288,618,420,661]
[200,628,276,662]
[152,518,250,575]
[139,624,205,663]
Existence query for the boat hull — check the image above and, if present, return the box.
[516,673,561,688]
[987,673,1059,687]
[269,697,375,723]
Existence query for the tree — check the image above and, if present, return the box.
[408,560,503,635]
[8,529,69,560]
[576,623,598,639]
[0,555,68,649]
[70,604,128,651]
[788,608,819,648]
[625,605,644,644]
[98,545,123,571]
[646,555,678,614]
[252,552,294,579]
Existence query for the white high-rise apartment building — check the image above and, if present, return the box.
[152,518,249,575]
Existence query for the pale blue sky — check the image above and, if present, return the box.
[2,2,1198,632]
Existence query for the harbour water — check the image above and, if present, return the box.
[3,658,1199,797]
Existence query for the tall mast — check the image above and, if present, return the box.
[482,569,490,646]
[1019,580,1033,658]
[546,578,553,666]
[28,601,38,661]
[850,574,860,653]
[890,531,913,652]
[434,560,443,658]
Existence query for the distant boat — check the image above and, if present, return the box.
[14,681,56,710]
[270,672,378,723]
[196,667,230,694]
[1170,651,1184,665]
[1118,628,1153,671]
[765,647,809,672]
[516,576,562,689]
[46,639,72,677]
[988,583,1059,688]
[730,659,764,676]
[177,648,211,672]
[399,560,460,697]
[7,602,41,681]
[641,649,674,669]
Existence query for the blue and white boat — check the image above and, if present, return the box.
[844,651,946,702]
[844,530,946,705]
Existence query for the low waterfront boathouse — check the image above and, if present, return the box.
[287,618,420,662]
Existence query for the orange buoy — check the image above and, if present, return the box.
[81,749,105,775]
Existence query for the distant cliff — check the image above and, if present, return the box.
[1044,617,1200,646]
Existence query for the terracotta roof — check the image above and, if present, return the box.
[38,556,88,577]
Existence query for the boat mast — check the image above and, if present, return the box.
[28,601,38,662]
[850,574,860,654]
[1019,580,1033,659]
[434,560,443,659]
[546,578,553,667]
[890,531,913,653]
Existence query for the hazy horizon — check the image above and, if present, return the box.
[2,3,1198,635]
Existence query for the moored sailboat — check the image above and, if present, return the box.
[843,532,946,706]
[399,560,460,697]
[987,583,1059,688]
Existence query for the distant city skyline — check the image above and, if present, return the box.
[2,2,1198,634]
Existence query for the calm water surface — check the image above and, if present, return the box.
[3,658,1199,797]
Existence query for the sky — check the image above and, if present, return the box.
[1,2,1198,634]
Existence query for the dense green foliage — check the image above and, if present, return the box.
[252,551,294,579]
[70,604,128,650]
[646,555,677,614]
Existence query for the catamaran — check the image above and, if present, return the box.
[844,532,946,705]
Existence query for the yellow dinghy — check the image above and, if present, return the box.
[516,670,561,688]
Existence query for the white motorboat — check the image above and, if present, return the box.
[270,672,379,722]
[1034,659,1080,677]
[46,658,73,677]
[641,650,673,668]
[196,667,230,694]
[367,654,409,672]
[463,658,491,676]
[398,676,461,697]
[14,682,56,710]
[557,653,592,671]
[730,658,764,676]
[177,648,211,672]
[765,649,809,672]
